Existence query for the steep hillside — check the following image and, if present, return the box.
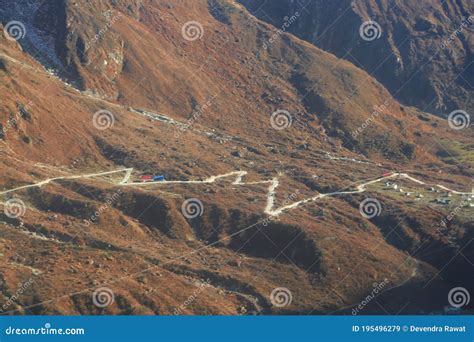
[0,0,472,315]
[239,0,474,117]
[1,0,472,162]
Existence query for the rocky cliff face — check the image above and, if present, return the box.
[239,0,474,117]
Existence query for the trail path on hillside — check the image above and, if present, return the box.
[1,51,472,217]
[0,47,471,317]
[1,168,472,218]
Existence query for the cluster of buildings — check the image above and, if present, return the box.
[383,182,473,207]
[384,181,424,199]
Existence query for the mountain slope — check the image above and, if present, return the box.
[239,0,474,117]
[0,0,472,315]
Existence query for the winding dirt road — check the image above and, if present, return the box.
[1,168,472,218]
[1,52,471,217]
